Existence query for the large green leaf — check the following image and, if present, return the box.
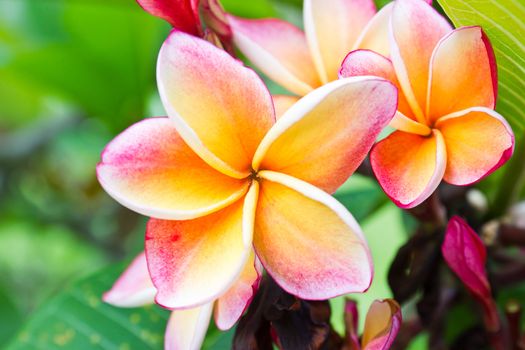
[437,0,525,135]
[5,263,234,350]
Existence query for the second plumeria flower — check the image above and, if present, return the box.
[340,0,514,208]
[97,32,398,308]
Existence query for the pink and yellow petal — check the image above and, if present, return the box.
[254,77,397,194]
[427,26,497,122]
[254,171,373,300]
[390,0,452,122]
[97,117,249,220]
[228,16,320,95]
[304,0,376,83]
[137,0,201,35]
[165,303,213,350]
[102,252,156,308]
[272,95,301,119]
[435,107,514,185]
[339,49,415,120]
[157,31,275,178]
[214,252,263,330]
[361,299,402,350]
[370,130,447,208]
[145,198,252,309]
[353,3,393,57]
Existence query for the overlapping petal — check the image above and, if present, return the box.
[137,0,200,35]
[97,117,249,220]
[370,130,447,208]
[228,16,320,95]
[272,95,301,119]
[102,252,156,308]
[353,3,393,57]
[253,77,397,194]
[157,31,275,178]
[253,171,373,300]
[165,303,213,350]
[214,252,263,330]
[361,299,402,350]
[427,26,497,122]
[435,107,514,185]
[304,0,376,83]
[145,196,254,309]
[339,49,416,121]
[390,0,452,122]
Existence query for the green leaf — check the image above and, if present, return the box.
[6,263,170,350]
[0,286,23,346]
[437,0,525,135]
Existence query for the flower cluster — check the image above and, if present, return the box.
[96,0,515,349]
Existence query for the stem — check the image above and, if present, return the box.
[491,135,525,219]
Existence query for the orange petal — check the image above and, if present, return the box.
[102,252,156,307]
[361,299,402,350]
[157,31,275,178]
[339,49,415,120]
[254,77,397,194]
[389,112,432,136]
[228,16,320,95]
[165,303,213,350]
[97,118,249,220]
[370,129,446,208]
[390,0,452,122]
[254,171,373,299]
[145,194,255,309]
[272,95,300,119]
[435,107,514,185]
[427,26,497,122]
[353,3,393,57]
[214,252,263,330]
[304,0,376,83]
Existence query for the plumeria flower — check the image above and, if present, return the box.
[227,0,429,116]
[441,216,500,332]
[97,32,398,309]
[345,298,402,349]
[103,252,262,350]
[340,0,514,208]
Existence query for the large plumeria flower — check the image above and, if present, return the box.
[103,252,262,349]
[97,32,398,308]
[227,0,429,115]
[340,0,514,208]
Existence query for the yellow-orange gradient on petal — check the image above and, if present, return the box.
[254,171,373,299]
[97,117,249,220]
[361,299,402,350]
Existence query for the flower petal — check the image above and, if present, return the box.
[370,129,446,208]
[97,117,249,220]
[353,3,393,57]
[254,171,373,300]
[165,303,213,350]
[390,0,452,122]
[228,16,320,96]
[102,252,156,308]
[273,95,300,119]
[157,31,275,178]
[137,0,201,35]
[442,216,499,331]
[304,0,376,83]
[435,107,514,185]
[361,299,402,350]
[427,26,497,122]
[254,77,397,194]
[339,49,415,120]
[214,252,263,330]
[145,196,254,309]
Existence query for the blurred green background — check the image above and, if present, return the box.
[0,0,523,349]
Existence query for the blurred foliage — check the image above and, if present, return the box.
[1,0,524,349]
